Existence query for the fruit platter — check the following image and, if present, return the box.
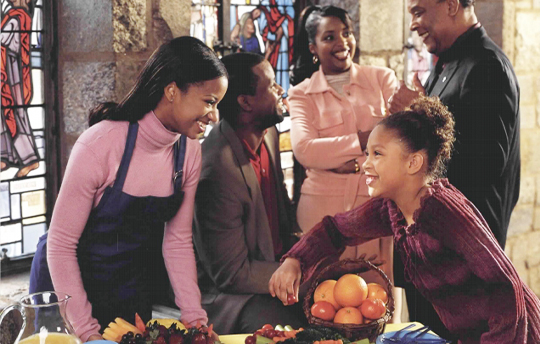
[242,324,373,344]
[102,315,217,344]
[229,323,447,344]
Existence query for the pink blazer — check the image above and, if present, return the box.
[288,64,398,211]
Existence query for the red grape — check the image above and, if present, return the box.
[287,294,298,305]
[245,335,256,344]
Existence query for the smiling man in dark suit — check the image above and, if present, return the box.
[192,52,305,334]
[388,0,520,340]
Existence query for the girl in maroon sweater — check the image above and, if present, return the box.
[269,97,540,343]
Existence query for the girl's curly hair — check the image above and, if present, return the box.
[379,96,455,179]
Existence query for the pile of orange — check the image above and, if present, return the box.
[310,274,388,325]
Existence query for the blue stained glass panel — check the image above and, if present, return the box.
[31,51,42,68]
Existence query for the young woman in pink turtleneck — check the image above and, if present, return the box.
[29,36,228,342]
[270,97,540,343]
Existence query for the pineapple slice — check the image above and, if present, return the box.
[102,317,142,342]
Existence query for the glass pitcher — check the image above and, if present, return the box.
[0,291,82,344]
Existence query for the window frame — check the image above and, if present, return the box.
[0,0,59,275]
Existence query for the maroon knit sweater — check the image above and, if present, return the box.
[283,179,540,343]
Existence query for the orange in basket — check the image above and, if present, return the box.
[334,274,368,307]
[314,279,340,310]
[334,307,363,324]
[366,283,389,304]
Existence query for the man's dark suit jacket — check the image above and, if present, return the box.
[425,25,520,249]
[193,120,297,334]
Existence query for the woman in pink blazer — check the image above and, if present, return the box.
[288,6,399,315]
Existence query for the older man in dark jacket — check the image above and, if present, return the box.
[389,0,520,340]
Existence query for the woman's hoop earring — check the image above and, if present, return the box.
[313,55,319,64]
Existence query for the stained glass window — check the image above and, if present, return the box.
[230,0,294,95]
[1,0,48,259]
[191,0,220,51]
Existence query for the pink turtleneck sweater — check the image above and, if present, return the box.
[47,111,207,341]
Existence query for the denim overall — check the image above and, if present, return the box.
[29,122,187,328]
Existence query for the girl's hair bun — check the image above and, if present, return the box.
[409,96,455,140]
[380,95,455,179]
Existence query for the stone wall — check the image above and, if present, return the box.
[58,0,190,167]
[501,0,540,295]
[358,0,405,78]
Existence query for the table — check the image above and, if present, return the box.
[220,322,432,344]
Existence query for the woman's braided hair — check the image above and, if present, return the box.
[379,96,455,180]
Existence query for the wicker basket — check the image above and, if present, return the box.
[302,258,394,342]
